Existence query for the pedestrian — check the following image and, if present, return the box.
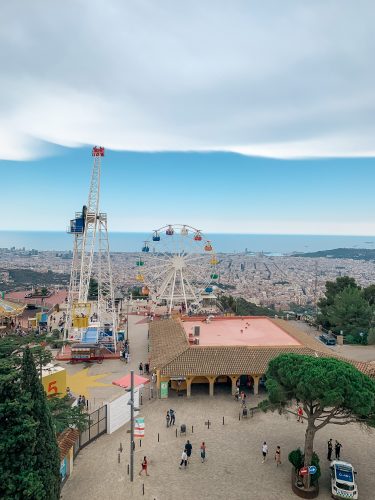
[81,395,86,407]
[297,405,304,423]
[335,441,342,460]
[124,351,129,364]
[166,410,170,428]
[185,440,192,462]
[262,442,268,463]
[139,362,143,374]
[234,387,240,401]
[275,446,281,466]
[145,362,149,375]
[169,408,176,426]
[179,449,188,469]
[327,438,333,461]
[139,456,149,476]
[77,395,82,406]
[200,442,206,463]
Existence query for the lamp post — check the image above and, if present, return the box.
[126,294,131,343]
[127,369,139,482]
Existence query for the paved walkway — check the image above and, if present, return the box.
[62,393,375,500]
[290,320,375,362]
[60,314,150,410]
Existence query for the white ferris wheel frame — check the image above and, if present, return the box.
[136,224,218,314]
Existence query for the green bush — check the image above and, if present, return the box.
[288,448,303,471]
[51,329,61,339]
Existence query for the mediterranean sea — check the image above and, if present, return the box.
[0,231,374,254]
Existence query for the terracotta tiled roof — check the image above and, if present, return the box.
[57,428,79,460]
[270,318,334,353]
[161,345,314,376]
[149,319,189,370]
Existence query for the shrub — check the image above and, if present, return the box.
[288,448,303,471]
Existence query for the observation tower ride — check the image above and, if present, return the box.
[64,147,117,351]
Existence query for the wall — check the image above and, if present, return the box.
[107,388,140,434]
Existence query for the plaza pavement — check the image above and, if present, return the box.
[61,390,375,500]
[60,316,375,499]
[60,314,150,410]
[290,320,375,362]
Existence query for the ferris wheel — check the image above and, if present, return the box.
[134,224,219,314]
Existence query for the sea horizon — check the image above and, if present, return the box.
[0,230,375,254]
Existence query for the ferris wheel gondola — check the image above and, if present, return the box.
[134,224,218,314]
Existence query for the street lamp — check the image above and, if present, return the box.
[126,370,139,482]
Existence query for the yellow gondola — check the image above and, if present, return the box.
[136,273,144,282]
[210,257,218,265]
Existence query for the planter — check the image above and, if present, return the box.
[291,469,319,499]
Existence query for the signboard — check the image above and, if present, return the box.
[308,466,317,474]
[42,368,67,398]
[134,417,145,438]
[160,381,168,399]
[300,467,308,476]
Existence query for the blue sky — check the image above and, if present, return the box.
[1,1,375,234]
[1,146,375,234]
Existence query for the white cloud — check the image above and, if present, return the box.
[0,0,375,160]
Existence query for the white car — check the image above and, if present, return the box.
[330,460,358,499]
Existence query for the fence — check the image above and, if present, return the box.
[75,405,107,453]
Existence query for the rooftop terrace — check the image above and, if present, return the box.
[181,317,301,347]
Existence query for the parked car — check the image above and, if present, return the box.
[330,460,358,499]
[319,333,336,346]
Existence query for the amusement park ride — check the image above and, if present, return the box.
[64,147,117,351]
[135,224,219,314]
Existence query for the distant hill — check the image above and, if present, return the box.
[293,248,375,260]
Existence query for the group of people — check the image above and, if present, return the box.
[77,395,86,407]
[166,409,176,427]
[327,438,343,461]
[120,340,130,362]
[179,440,207,468]
[261,441,282,466]
[139,362,150,375]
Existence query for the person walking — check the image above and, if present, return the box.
[139,362,143,375]
[179,449,188,469]
[169,408,176,426]
[327,438,333,461]
[166,410,170,428]
[124,351,129,364]
[262,442,268,463]
[200,442,206,463]
[275,446,281,466]
[297,405,304,423]
[335,441,342,460]
[185,440,192,462]
[139,456,149,476]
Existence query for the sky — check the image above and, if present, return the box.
[0,1,375,234]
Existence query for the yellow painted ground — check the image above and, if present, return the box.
[66,368,112,398]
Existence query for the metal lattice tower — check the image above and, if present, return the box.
[64,147,117,351]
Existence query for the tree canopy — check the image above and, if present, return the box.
[21,348,61,499]
[261,353,375,486]
[318,276,375,344]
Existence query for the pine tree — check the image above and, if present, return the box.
[0,357,44,499]
[21,347,61,500]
